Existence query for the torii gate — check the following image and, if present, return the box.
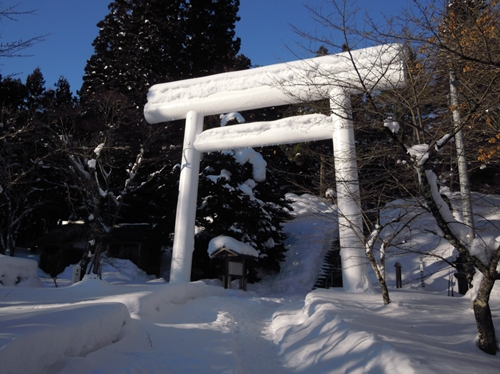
[144,44,406,292]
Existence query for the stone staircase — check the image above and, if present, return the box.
[314,240,343,289]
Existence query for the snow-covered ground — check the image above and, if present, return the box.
[1,193,499,373]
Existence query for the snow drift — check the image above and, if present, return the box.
[272,290,419,373]
[0,302,130,374]
[0,254,43,287]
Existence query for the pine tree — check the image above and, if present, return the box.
[182,0,249,78]
[77,0,251,207]
[0,76,27,117]
[80,0,182,107]
[53,76,75,107]
[80,0,249,108]
[194,117,292,281]
[25,67,46,112]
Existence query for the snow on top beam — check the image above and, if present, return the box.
[144,44,406,123]
[193,114,332,152]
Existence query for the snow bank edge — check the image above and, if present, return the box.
[0,303,131,374]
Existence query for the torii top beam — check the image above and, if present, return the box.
[144,43,405,124]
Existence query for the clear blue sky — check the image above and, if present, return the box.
[0,0,413,94]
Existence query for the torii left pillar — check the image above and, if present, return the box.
[170,111,203,283]
[330,88,370,291]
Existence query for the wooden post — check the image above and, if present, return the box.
[395,262,402,288]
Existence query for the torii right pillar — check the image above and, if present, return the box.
[331,88,371,292]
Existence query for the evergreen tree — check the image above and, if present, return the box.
[80,0,183,107]
[76,0,252,225]
[194,117,292,281]
[25,67,46,112]
[0,76,27,118]
[80,0,249,108]
[53,76,75,107]
[182,0,249,78]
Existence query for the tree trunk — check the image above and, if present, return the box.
[449,68,474,239]
[366,248,391,305]
[88,241,102,277]
[86,219,103,277]
[420,166,498,354]
[473,273,498,355]
[7,231,15,257]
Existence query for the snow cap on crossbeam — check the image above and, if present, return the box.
[144,43,406,123]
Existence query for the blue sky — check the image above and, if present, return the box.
[0,0,412,94]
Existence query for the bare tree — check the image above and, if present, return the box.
[50,91,168,277]
[0,4,46,59]
[0,117,43,255]
[0,4,48,254]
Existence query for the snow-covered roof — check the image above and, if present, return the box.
[208,235,260,258]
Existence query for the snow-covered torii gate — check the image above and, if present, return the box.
[144,44,406,292]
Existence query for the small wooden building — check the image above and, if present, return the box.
[209,246,255,290]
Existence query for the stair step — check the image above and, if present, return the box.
[314,241,342,289]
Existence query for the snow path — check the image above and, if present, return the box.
[58,291,297,374]
[167,293,294,374]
